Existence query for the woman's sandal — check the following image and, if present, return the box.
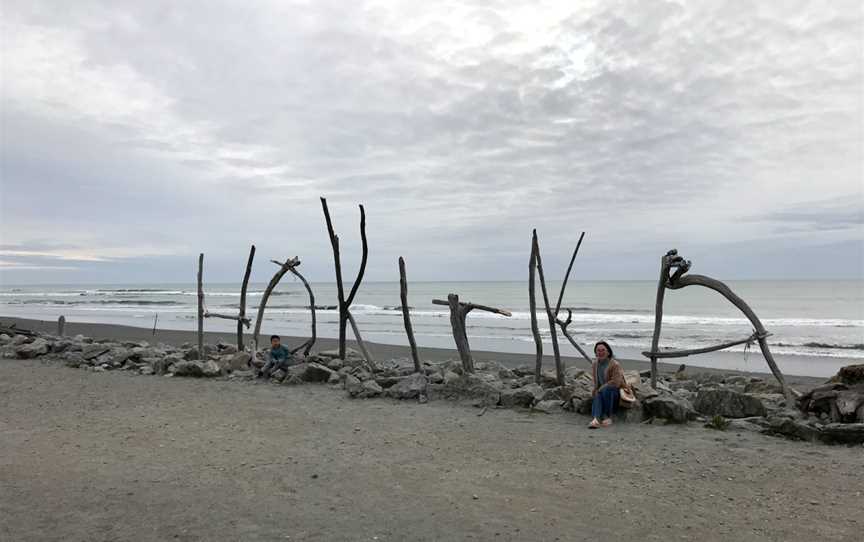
[588,419,601,429]
[601,419,613,427]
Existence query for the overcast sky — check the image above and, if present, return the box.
[1,0,862,284]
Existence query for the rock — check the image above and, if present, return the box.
[183,347,200,361]
[327,372,341,385]
[152,357,172,376]
[139,366,154,376]
[217,343,238,355]
[532,400,563,414]
[15,338,49,359]
[643,395,697,423]
[64,352,85,368]
[835,389,864,421]
[385,373,428,400]
[428,372,444,384]
[0,333,10,344]
[285,362,335,383]
[324,358,344,371]
[283,375,304,385]
[744,379,782,394]
[82,344,111,361]
[616,404,645,423]
[432,373,501,406]
[202,360,222,377]
[172,361,204,377]
[541,386,568,401]
[359,380,383,398]
[694,389,767,418]
[12,335,29,346]
[344,375,363,397]
[500,384,544,408]
[668,380,698,392]
[835,364,864,386]
[271,369,287,382]
[499,387,536,408]
[226,352,252,371]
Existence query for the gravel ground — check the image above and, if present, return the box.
[1,358,861,542]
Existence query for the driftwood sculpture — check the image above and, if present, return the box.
[551,232,593,366]
[531,230,565,386]
[197,253,204,356]
[432,294,512,373]
[399,257,421,373]
[251,256,316,357]
[320,197,369,361]
[642,249,794,400]
[528,240,544,382]
[203,246,254,350]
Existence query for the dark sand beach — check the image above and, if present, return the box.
[3,316,861,541]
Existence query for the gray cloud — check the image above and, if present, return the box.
[1,0,862,283]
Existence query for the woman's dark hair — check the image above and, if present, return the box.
[593,341,613,358]
[270,335,280,341]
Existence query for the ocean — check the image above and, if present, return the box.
[1,280,861,377]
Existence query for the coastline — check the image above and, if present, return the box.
[2,315,826,388]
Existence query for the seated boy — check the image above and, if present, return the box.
[259,335,294,378]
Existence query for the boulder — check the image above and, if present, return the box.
[359,380,383,398]
[432,373,501,406]
[15,338,49,359]
[285,362,335,383]
[12,335,29,346]
[327,372,341,385]
[172,361,204,377]
[835,364,864,386]
[202,360,222,377]
[64,352,84,368]
[643,395,696,423]
[499,383,544,408]
[0,333,10,344]
[183,347,200,361]
[82,345,111,361]
[344,374,363,397]
[694,389,767,418]
[385,373,428,400]
[532,400,563,414]
[217,343,238,355]
[152,357,172,376]
[225,352,252,371]
[668,380,698,393]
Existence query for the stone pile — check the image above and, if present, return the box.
[2,329,862,445]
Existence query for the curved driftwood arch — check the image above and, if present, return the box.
[252,257,317,356]
[642,249,794,400]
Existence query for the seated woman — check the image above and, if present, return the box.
[589,341,626,428]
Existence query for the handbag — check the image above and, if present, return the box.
[619,385,637,407]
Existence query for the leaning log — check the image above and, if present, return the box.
[197,253,204,356]
[399,257,421,373]
[347,311,376,372]
[237,245,256,351]
[533,230,565,386]
[433,295,512,373]
[556,309,594,366]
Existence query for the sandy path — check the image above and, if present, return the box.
[1,359,860,541]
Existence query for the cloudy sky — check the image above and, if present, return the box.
[1,0,862,284]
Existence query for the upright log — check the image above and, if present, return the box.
[321,197,368,360]
[528,237,543,383]
[237,245,256,351]
[433,295,512,373]
[399,257,421,373]
[197,253,204,356]
[648,254,670,388]
[57,315,65,336]
[533,230,565,386]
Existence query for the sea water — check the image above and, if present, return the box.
[1,280,861,377]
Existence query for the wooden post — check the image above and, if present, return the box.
[57,315,65,336]
[399,257,421,373]
[447,294,473,372]
[197,253,204,357]
[237,245,256,351]
[528,237,543,383]
[533,230,565,386]
[321,197,368,360]
[433,295,512,374]
[648,253,671,388]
